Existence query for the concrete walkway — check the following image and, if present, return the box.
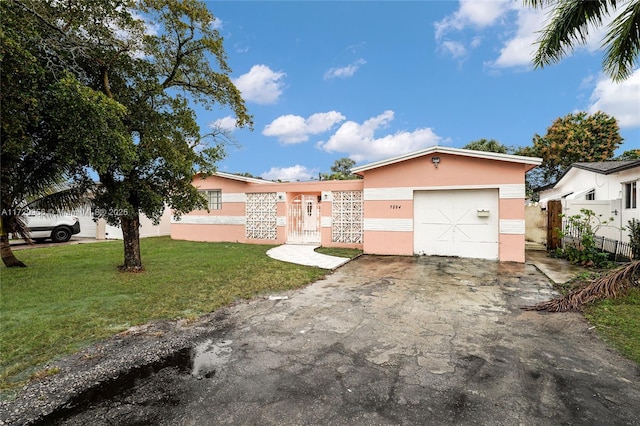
[525,243,586,285]
[266,244,351,269]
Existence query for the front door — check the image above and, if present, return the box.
[288,195,321,244]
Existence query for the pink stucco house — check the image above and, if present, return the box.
[171,146,541,262]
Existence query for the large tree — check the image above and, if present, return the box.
[321,157,360,180]
[616,148,640,160]
[5,0,252,271]
[463,139,509,154]
[526,0,640,82]
[0,1,113,267]
[520,111,622,189]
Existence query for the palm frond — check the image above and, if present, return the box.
[26,181,94,214]
[534,0,620,68]
[603,0,640,81]
[524,0,557,7]
[12,215,31,242]
[524,261,640,312]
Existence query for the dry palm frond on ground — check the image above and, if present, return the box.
[525,261,640,312]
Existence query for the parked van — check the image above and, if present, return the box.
[25,211,81,242]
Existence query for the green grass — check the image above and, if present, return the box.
[584,288,640,365]
[556,269,640,365]
[315,246,363,258]
[0,237,333,393]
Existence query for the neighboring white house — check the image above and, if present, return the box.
[539,160,640,243]
[71,204,172,240]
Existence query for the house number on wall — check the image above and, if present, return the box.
[390,204,402,209]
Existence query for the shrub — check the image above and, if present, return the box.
[628,218,640,260]
[555,208,614,268]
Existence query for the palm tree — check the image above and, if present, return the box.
[1,1,94,267]
[0,174,91,268]
[526,0,640,81]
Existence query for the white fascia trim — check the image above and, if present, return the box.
[498,184,526,199]
[172,215,245,225]
[214,171,273,184]
[352,146,542,173]
[364,218,413,232]
[499,219,525,235]
[365,185,525,200]
[364,188,413,201]
[222,193,246,203]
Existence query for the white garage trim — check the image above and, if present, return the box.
[364,188,413,201]
[172,215,246,225]
[499,184,526,199]
[499,219,525,234]
[364,218,413,232]
[364,184,525,201]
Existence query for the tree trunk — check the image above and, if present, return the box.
[119,214,143,272]
[0,217,26,267]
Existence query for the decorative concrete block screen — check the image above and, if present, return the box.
[332,190,364,243]
[246,192,278,240]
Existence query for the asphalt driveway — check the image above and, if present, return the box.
[5,255,640,425]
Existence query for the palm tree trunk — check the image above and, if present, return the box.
[0,218,26,267]
[119,214,143,272]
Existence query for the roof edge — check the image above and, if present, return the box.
[351,146,542,174]
[195,171,272,184]
[573,160,640,175]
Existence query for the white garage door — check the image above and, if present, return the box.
[414,189,499,260]
[76,215,97,238]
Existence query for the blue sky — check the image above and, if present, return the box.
[196,0,639,181]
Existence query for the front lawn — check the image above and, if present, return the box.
[0,237,333,394]
[584,288,640,364]
[554,269,640,365]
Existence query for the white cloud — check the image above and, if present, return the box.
[212,17,223,31]
[441,41,467,59]
[210,116,238,132]
[263,111,345,144]
[261,165,317,181]
[588,69,640,128]
[234,42,249,53]
[233,65,286,105]
[324,59,367,80]
[438,1,626,70]
[491,8,547,69]
[317,111,444,162]
[435,0,512,40]
[306,111,346,133]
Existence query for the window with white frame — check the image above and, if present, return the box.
[585,190,595,200]
[200,189,222,210]
[624,182,637,209]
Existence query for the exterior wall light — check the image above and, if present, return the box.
[432,156,440,168]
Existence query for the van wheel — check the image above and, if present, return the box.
[51,227,72,243]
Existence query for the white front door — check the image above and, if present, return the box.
[414,189,499,260]
[288,195,321,244]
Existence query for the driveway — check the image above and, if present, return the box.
[5,256,640,425]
